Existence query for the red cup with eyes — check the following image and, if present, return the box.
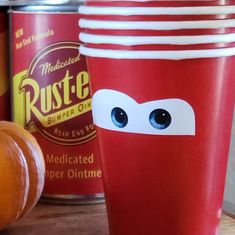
[80,45,235,235]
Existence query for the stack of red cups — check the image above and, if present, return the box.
[79,1,235,235]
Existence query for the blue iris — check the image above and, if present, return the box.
[149,109,171,130]
[111,107,128,128]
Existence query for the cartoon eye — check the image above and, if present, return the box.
[149,109,171,130]
[111,107,128,128]
[92,89,195,136]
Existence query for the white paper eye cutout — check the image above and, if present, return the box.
[92,89,196,136]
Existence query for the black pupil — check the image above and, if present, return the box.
[155,111,168,124]
[149,109,171,130]
[111,107,128,128]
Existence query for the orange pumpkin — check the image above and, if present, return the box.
[0,121,45,230]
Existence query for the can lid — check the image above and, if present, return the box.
[0,0,72,6]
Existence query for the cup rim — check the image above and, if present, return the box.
[80,32,235,45]
[79,45,235,59]
[83,0,227,3]
[79,18,235,30]
[79,5,235,16]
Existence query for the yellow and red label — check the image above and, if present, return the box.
[12,11,103,196]
[0,11,10,120]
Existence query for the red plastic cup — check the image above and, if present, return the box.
[80,45,235,235]
[79,5,235,21]
[79,32,235,50]
[79,18,235,37]
[85,0,235,7]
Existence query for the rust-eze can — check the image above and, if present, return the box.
[0,7,10,120]
[10,3,104,204]
[223,109,235,217]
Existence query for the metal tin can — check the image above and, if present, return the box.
[2,0,69,6]
[224,110,235,217]
[10,3,104,204]
[0,7,10,120]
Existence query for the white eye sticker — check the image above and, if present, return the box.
[92,89,196,136]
